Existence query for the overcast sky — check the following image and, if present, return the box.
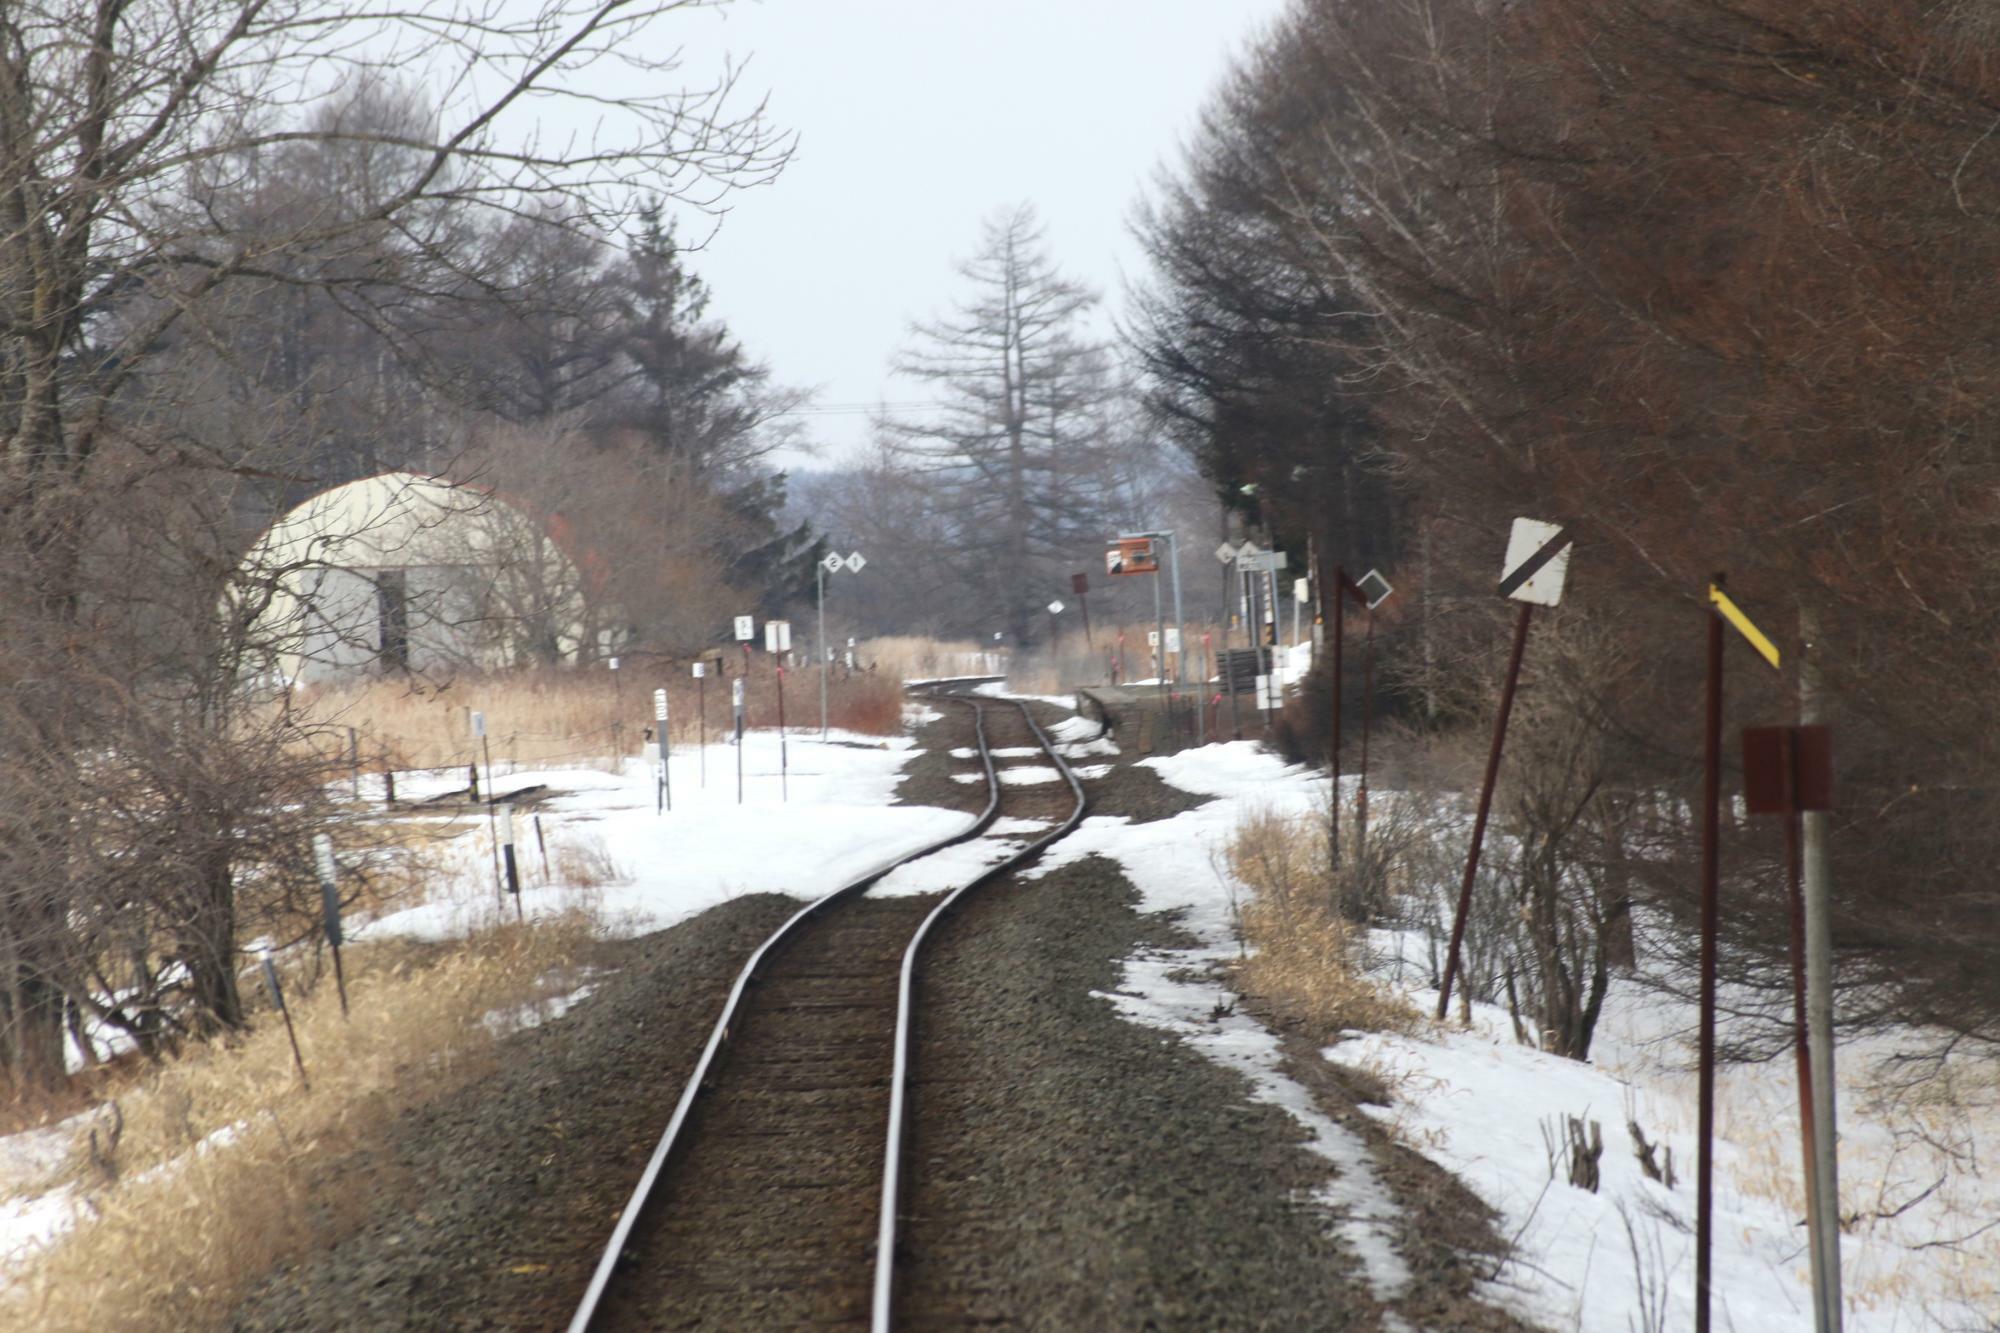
[658,0,1293,472]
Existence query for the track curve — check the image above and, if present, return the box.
[568,689,1089,1331]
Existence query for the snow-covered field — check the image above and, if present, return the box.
[360,723,973,942]
[0,716,977,1285]
[1042,734,1999,1331]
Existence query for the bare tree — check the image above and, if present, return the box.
[0,0,788,1087]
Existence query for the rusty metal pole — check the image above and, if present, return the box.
[1697,575,1725,1333]
[1331,563,1345,870]
[1435,600,1534,1020]
[1359,605,1376,859]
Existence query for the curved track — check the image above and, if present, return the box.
[569,690,1088,1331]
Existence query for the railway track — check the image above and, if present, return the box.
[568,688,1088,1331]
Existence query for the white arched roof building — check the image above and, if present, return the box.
[231,471,596,685]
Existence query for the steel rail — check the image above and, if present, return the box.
[566,691,1002,1333]
[870,698,1092,1331]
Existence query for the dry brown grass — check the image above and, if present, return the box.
[4,914,604,1332]
[1004,619,1229,695]
[859,635,1006,681]
[1227,807,1420,1040]
[291,663,908,775]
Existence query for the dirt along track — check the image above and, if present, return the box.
[580,695,1085,1330]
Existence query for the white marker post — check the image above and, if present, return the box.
[653,687,671,814]
[499,802,523,922]
[1437,519,1572,1022]
[766,620,792,801]
[313,833,348,1017]
[732,677,746,805]
[472,709,500,896]
[693,661,708,787]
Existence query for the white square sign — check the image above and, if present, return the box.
[653,688,668,721]
[734,615,755,641]
[1501,518,1571,607]
[692,661,706,678]
[1294,578,1310,604]
[1165,628,1182,653]
[764,620,791,653]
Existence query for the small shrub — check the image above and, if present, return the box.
[1227,807,1420,1039]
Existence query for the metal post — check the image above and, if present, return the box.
[313,834,347,1018]
[482,733,500,898]
[1153,560,1167,708]
[1331,564,1345,870]
[818,563,829,742]
[698,670,707,787]
[1781,730,1828,1328]
[500,803,523,923]
[1436,601,1534,1020]
[260,952,309,1089]
[1228,570,1244,741]
[1697,576,1725,1333]
[733,676,745,806]
[1080,586,1093,649]
[1801,609,1843,1332]
[777,663,788,802]
[1168,531,1186,688]
[1359,605,1375,857]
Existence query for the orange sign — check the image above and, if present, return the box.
[1106,537,1159,576]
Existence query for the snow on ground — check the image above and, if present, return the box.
[1020,745,1426,1306]
[1098,950,1412,1302]
[1069,733,1995,1331]
[974,681,1077,710]
[361,727,972,942]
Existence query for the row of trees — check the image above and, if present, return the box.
[1135,0,2000,1056]
[0,1,799,1088]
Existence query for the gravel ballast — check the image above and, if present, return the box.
[227,893,800,1332]
[220,691,1526,1331]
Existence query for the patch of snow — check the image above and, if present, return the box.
[1098,948,1411,1301]
[361,728,974,943]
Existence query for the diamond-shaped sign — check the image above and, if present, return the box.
[821,552,843,573]
[844,552,867,573]
[1237,540,1262,560]
[1214,542,1237,564]
[1048,600,1065,615]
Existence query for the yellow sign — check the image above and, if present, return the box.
[1708,585,1780,670]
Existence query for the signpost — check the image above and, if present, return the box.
[653,687,671,814]
[313,833,348,1017]
[732,676,746,805]
[1352,570,1394,857]
[1694,577,1782,1333]
[472,709,500,896]
[1743,721,1836,1333]
[498,802,523,922]
[1437,519,1574,1022]
[766,620,791,801]
[1216,541,1243,741]
[693,661,708,786]
[817,552,866,741]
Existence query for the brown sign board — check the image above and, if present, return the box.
[1106,537,1159,576]
[1072,571,1089,595]
[1742,725,1832,814]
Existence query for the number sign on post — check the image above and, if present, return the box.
[653,687,671,814]
[734,615,755,642]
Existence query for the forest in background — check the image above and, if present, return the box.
[1129,0,2000,1061]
